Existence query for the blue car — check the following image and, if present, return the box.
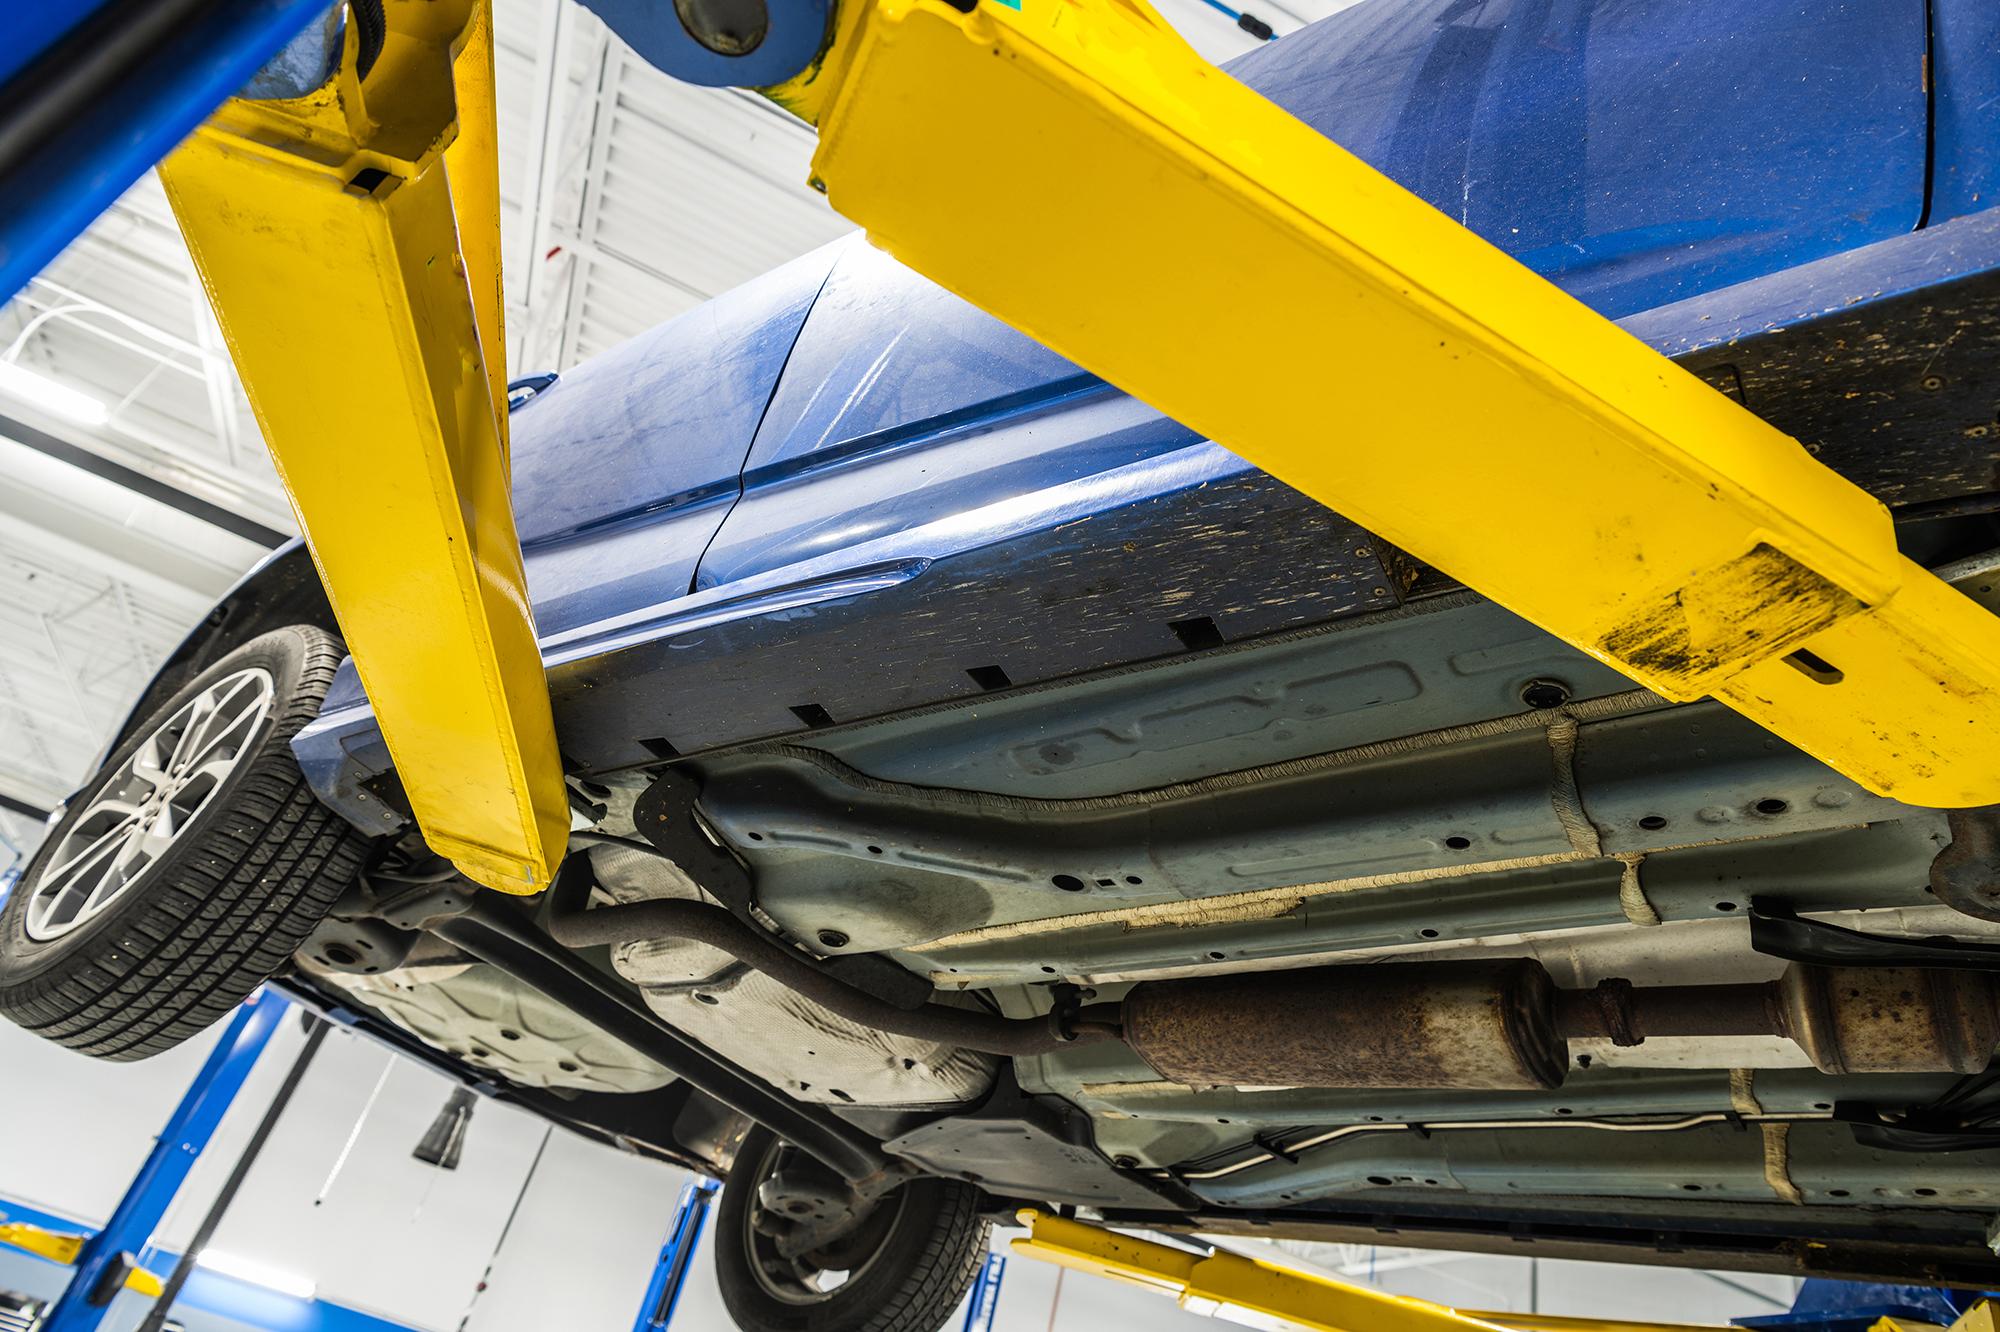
[6,1,2000,1326]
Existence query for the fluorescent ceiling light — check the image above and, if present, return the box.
[0,360,108,426]
[196,1249,318,1301]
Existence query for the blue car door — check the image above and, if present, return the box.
[512,245,837,640]
[692,236,1199,590]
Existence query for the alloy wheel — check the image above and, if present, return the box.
[23,667,276,941]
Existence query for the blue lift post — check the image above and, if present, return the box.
[1736,1281,1995,1332]
[962,1252,1007,1332]
[632,1175,720,1330]
[0,0,332,302]
[37,990,289,1332]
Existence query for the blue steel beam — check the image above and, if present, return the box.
[1735,1281,1990,1332]
[38,990,288,1332]
[962,1252,1007,1332]
[632,1176,719,1331]
[0,0,332,302]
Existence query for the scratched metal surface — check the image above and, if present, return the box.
[547,455,1395,770]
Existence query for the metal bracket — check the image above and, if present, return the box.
[1835,1072,2000,1155]
[1748,901,2000,971]
[628,770,932,1010]
[1933,806,2000,923]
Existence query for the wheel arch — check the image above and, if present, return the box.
[110,542,337,766]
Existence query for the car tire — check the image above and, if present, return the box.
[715,1127,991,1332]
[0,626,369,1061]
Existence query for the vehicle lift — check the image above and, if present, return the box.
[145,0,2000,900]
[0,983,744,1332]
[0,992,288,1331]
[1007,1209,2000,1332]
[7,0,2000,1327]
[632,1175,720,1332]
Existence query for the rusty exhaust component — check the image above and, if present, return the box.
[1123,960,2000,1089]
[1560,967,2000,1074]
[1553,980,1782,1044]
[1776,966,2000,1074]
[1932,805,2000,923]
[1123,960,1570,1090]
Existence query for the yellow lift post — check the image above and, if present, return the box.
[158,0,566,893]
[164,0,2000,894]
[1010,1208,1995,1332]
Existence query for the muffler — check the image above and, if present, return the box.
[1122,959,2000,1089]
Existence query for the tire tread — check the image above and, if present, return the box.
[716,1127,993,1332]
[0,627,368,1061]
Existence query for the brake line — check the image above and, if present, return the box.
[1160,1110,1837,1183]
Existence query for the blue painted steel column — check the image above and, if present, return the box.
[632,1175,720,1331]
[1734,1280,1988,1332]
[0,0,334,301]
[38,990,289,1332]
[962,1252,1007,1332]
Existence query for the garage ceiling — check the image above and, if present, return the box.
[0,0,1350,862]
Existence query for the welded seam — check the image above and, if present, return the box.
[921,848,1590,950]
[1544,714,1603,858]
[1727,1067,1761,1116]
[771,687,1668,816]
[1731,1069,1804,1204]
[1759,1124,1803,1205]
[1549,709,1661,927]
[1616,855,1662,927]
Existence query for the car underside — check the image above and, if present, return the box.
[266,505,2000,1290]
[7,0,2000,1325]
[12,226,1997,1306]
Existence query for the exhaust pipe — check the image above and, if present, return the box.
[1122,959,2000,1089]
[547,866,1999,1084]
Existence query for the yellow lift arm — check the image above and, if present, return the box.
[165,0,2000,891]
[771,0,2000,809]
[0,1220,165,1297]
[1010,1207,1736,1332]
[1010,1208,1996,1332]
[159,1,565,892]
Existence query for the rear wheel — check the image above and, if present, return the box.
[0,626,369,1060]
[715,1127,991,1332]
